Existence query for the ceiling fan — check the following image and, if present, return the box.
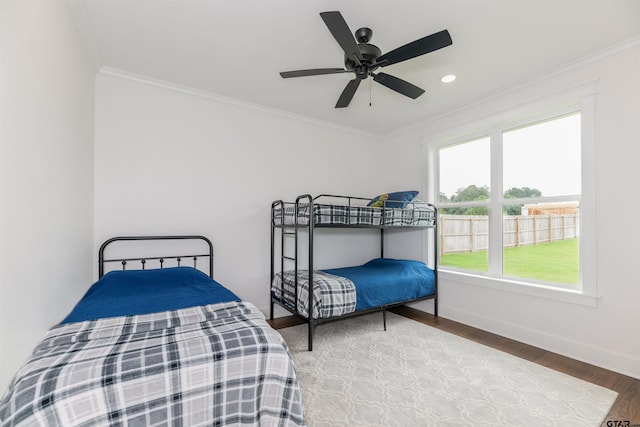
[280,11,453,108]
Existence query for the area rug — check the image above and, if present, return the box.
[278,312,617,427]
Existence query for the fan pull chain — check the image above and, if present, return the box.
[369,77,372,107]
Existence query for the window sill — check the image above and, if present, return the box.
[438,269,599,307]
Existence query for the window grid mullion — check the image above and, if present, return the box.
[488,130,503,276]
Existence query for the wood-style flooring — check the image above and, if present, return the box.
[268,306,640,426]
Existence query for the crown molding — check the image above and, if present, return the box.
[98,67,380,140]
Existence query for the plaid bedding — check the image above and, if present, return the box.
[0,301,305,427]
[271,271,356,319]
[273,202,435,227]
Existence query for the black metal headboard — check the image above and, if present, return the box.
[98,235,214,278]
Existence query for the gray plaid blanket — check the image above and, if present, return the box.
[0,301,305,426]
[271,271,356,319]
[273,202,435,227]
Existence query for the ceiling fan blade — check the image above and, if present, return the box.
[280,68,348,78]
[372,72,425,99]
[320,11,363,66]
[335,79,361,108]
[376,29,452,67]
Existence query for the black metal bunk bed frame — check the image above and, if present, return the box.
[270,194,438,351]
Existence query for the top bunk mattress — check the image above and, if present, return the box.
[273,200,436,227]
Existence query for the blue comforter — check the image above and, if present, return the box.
[61,267,240,324]
[323,258,435,311]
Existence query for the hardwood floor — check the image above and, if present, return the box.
[269,306,640,426]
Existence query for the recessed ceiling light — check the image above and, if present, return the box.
[441,74,456,83]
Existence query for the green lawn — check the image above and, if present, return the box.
[440,238,579,285]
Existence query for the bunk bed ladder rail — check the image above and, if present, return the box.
[295,194,314,351]
[433,204,439,317]
[271,200,299,319]
[270,196,314,351]
[271,200,287,319]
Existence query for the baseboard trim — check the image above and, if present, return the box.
[436,303,640,380]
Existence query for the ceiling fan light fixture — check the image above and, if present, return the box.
[441,74,456,83]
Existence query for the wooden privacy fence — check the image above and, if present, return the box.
[440,214,579,255]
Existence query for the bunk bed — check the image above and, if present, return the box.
[270,193,438,351]
[0,235,305,427]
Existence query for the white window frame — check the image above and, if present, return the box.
[423,82,598,307]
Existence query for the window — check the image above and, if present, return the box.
[439,137,490,273]
[501,114,581,286]
[428,91,596,302]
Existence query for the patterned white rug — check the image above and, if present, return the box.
[278,312,617,427]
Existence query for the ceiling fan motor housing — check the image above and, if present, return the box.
[344,28,382,79]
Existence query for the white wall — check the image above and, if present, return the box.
[0,0,96,391]
[94,72,387,311]
[381,40,640,379]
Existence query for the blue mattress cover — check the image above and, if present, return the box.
[323,258,435,311]
[61,267,240,324]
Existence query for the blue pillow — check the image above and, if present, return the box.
[367,190,419,208]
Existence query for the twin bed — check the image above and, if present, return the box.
[0,236,304,427]
[270,193,438,350]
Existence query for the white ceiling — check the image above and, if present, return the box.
[72,0,640,137]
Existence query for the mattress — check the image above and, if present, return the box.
[61,267,240,323]
[272,270,357,319]
[271,258,435,319]
[272,200,436,227]
[325,258,435,311]
[0,301,305,426]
